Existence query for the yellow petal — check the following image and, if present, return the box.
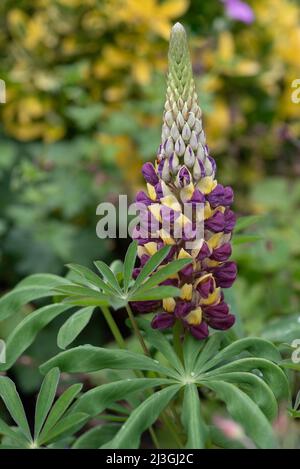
[207,232,224,250]
[144,242,158,256]
[200,287,221,306]
[160,194,182,211]
[180,284,193,301]
[197,177,217,195]
[148,203,161,222]
[178,248,192,259]
[147,183,157,201]
[159,229,176,245]
[185,307,202,326]
[163,297,176,313]
[180,182,194,202]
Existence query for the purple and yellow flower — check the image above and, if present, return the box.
[131,23,237,340]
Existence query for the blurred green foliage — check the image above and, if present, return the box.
[0,0,299,411]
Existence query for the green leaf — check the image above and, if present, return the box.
[71,378,172,417]
[62,296,109,307]
[55,285,109,302]
[0,376,31,441]
[136,318,184,375]
[34,368,60,440]
[280,359,300,371]
[123,241,137,292]
[193,333,222,375]
[72,424,120,449]
[94,261,122,294]
[40,345,178,379]
[183,334,205,375]
[102,385,180,449]
[0,418,29,447]
[132,246,171,291]
[0,274,67,321]
[0,304,71,371]
[205,372,277,421]
[235,215,263,233]
[182,384,207,449]
[66,263,116,295]
[204,380,276,448]
[262,314,300,343]
[204,358,290,403]
[199,337,281,374]
[57,307,94,349]
[129,286,181,301]
[38,384,82,445]
[232,234,263,246]
[135,259,192,292]
[38,412,88,445]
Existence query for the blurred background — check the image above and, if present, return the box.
[0,0,300,442]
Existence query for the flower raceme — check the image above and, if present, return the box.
[131,23,237,340]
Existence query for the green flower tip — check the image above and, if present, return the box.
[168,22,190,67]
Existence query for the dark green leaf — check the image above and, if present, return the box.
[57,307,94,349]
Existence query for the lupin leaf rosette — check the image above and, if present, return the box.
[131,23,237,339]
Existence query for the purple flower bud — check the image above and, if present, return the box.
[196,241,211,261]
[174,301,193,319]
[207,184,234,208]
[177,166,191,187]
[205,211,225,233]
[211,243,232,261]
[152,313,175,329]
[131,300,161,314]
[224,209,236,233]
[142,162,159,185]
[188,188,205,204]
[196,276,215,298]
[204,300,235,330]
[189,322,209,340]
[213,261,237,288]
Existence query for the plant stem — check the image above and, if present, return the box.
[125,303,150,356]
[173,320,184,363]
[101,306,126,349]
[101,305,159,448]
[149,427,160,449]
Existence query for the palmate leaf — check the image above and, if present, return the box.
[66,263,117,296]
[40,345,179,379]
[38,384,83,445]
[37,412,88,445]
[0,273,67,321]
[207,372,278,421]
[182,384,207,449]
[94,261,122,295]
[0,418,29,448]
[70,378,173,417]
[129,286,181,301]
[203,380,276,449]
[72,424,120,449]
[0,377,31,441]
[57,306,94,349]
[0,303,71,371]
[198,337,281,374]
[136,318,184,375]
[123,241,138,292]
[132,246,171,291]
[34,368,60,440]
[202,357,290,403]
[133,258,192,293]
[101,385,181,449]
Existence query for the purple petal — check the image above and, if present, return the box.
[142,162,159,185]
[152,313,175,330]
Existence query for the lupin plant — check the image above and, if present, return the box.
[0,23,293,451]
[132,23,237,340]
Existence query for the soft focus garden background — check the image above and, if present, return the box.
[0,0,300,446]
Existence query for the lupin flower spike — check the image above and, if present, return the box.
[132,23,237,340]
